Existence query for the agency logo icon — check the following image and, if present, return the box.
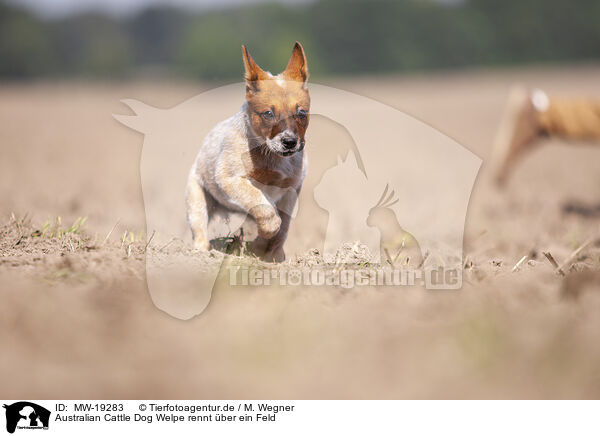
[3,402,50,433]
[115,82,480,319]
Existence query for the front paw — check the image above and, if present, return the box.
[256,212,281,240]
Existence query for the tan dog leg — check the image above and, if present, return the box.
[537,97,600,139]
[493,88,600,186]
[186,176,210,250]
[492,87,542,186]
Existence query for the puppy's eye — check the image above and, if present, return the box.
[297,108,307,119]
[262,110,275,120]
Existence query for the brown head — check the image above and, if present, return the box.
[242,42,310,157]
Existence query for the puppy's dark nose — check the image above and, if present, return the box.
[282,136,297,150]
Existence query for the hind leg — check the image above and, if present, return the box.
[186,175,210,251]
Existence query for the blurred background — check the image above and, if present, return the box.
[2,0,600,400]
[2,0,600,81]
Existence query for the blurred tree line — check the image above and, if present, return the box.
[1,0,599,80]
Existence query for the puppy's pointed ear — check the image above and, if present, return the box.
[282,41,309,84]
[242,45,267,92]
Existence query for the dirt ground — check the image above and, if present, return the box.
[1,65,600,399]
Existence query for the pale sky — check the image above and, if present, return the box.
[7,0,312,18]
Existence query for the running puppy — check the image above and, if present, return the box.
[186,42,310,262]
